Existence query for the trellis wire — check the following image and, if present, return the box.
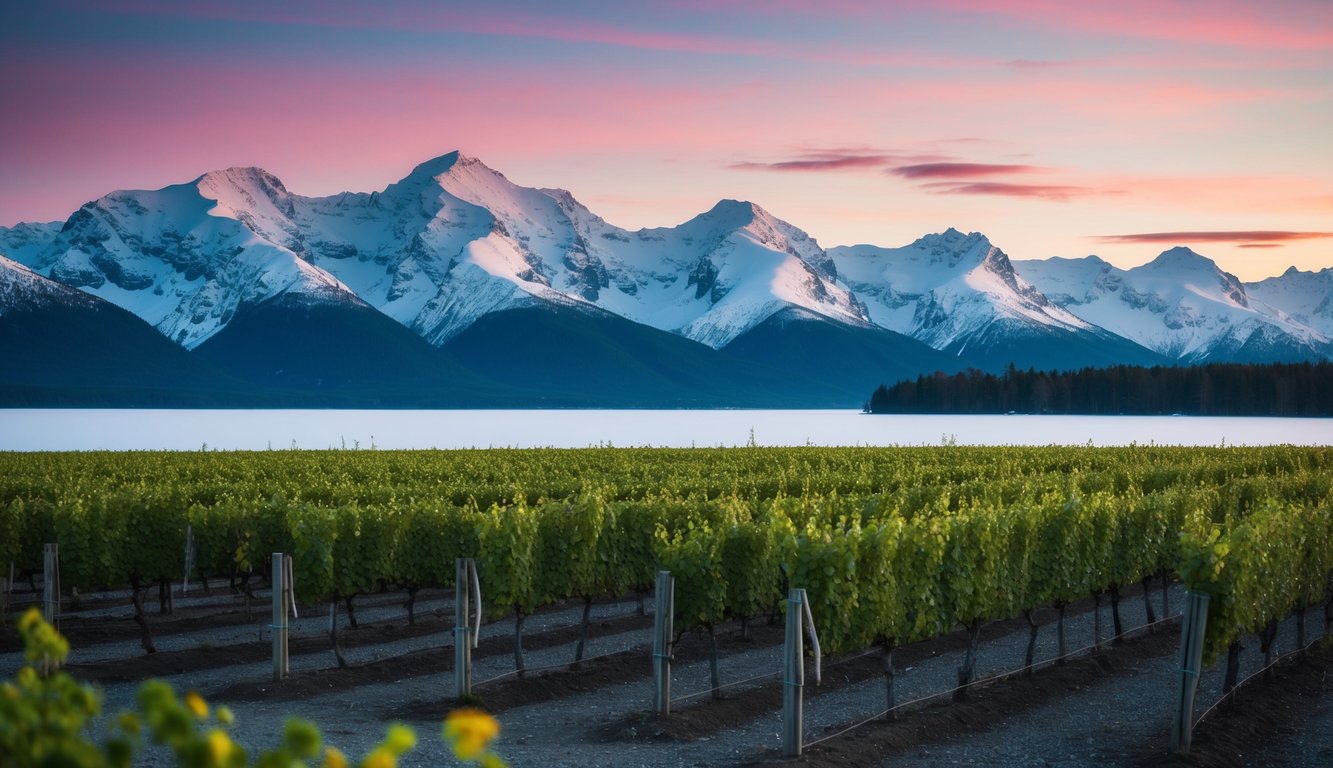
[1191,620,1330,729]
[672,668,781,704]
[471,646,632,688]
[804,611,1182,749]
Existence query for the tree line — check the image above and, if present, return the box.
[865,362,1333,416]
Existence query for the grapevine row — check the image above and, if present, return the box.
[2,447,1330,673]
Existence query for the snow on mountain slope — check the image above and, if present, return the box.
[1,249,263,407]
[8,151,1328,372]
[4,151,867,351]
[440,159,869,347]
[1008,255,1122,306]
[13,169,362,348]
[1015,248,1330,362]
[283,155,550,343]
[0,253,102,315]
[583,199,867,347]
[1246,267,1333,339]
[829,228,1093,352]
[0,222,62,267]
[293,152,866,347]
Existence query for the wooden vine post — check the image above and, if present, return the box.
[455,558,481,698]
[180,524,195,597]
[2,561,13,622]
[40,544,60,675]
[1170,591,1210,755]
[651,570,675,715]
[782,587,821,758]
[271,553,292,681]
[42,543,59,626]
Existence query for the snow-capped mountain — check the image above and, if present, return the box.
[0,253,239,403]
[293,152,867,348]
[583,197,869,347]
[827,229,1160,369]
[8,168,366,348]
[3,150,1330,407]
[4,152,867,352]
[1015,248,1331,363]
[831,228,1090,345]
[0,222,62,266]
[1,253,100,315]
[289,153,569,346]
[1245,266,1333,339]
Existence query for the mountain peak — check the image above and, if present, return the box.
[703,198,765,223]
[903,229,999,274]
[400,150,500,183]
[676,199,774,236]
[1145,245,1215,271]
[196,166,288,194]
[401,150,463,180]
[385,151,517,207]
[1038,254,1109,267]
[193,166,296,221]
[913,227,991,248]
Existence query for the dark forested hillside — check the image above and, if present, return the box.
[866,362,1333,416]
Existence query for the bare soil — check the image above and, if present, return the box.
[3,582,1330,768]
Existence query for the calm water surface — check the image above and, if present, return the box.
[0,410,1327,451]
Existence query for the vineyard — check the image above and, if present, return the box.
[2,445,1332,765]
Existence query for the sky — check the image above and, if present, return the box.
[2,0,1331,281]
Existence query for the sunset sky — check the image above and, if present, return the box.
[2,0,1330,281]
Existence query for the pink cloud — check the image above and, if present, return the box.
[922,182,1111,201]
[891,163,1043,179]
[727,148,960,173]
[731,155,890,172]
[1096,231,1333,244]
[796,146,955,161]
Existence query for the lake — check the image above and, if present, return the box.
[0,409,1327,451]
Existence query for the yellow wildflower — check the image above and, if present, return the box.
[184,691,209,719]
[362,747,394,768]
[207,729,234,763]
[384,724,416,755]
[443,708,500,761]
[322,747,348,768]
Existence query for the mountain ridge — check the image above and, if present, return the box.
[1014,246,1330,363]
[2,151,1330,407]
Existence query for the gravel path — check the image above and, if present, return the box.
[4,582,1330,767]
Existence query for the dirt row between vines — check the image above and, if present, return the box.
[3,581,1330,767]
